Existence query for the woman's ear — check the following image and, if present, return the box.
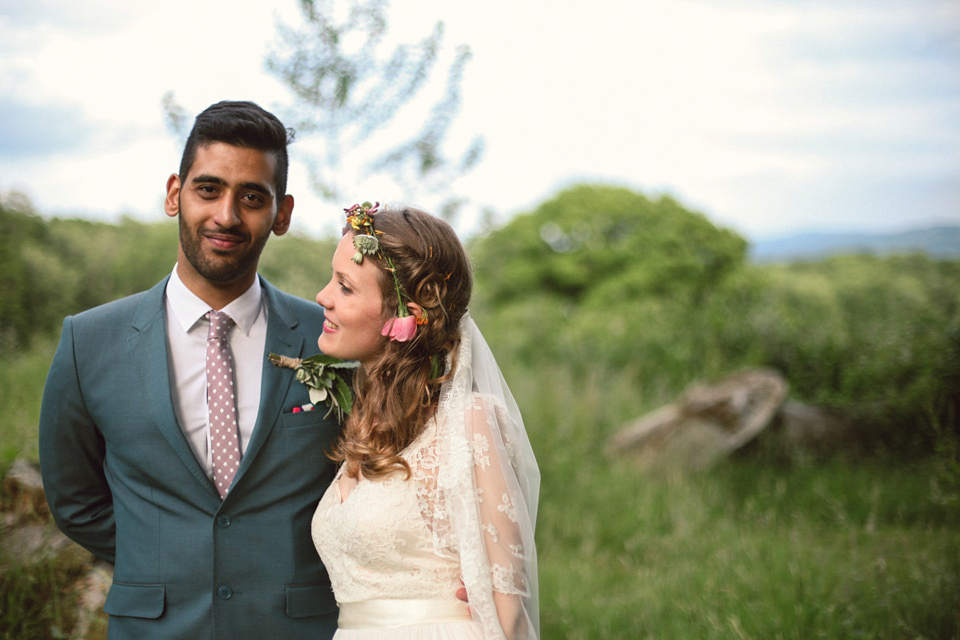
[406,302,424,318]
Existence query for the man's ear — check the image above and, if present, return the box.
[272,194,294,236]
[164,174,181,217]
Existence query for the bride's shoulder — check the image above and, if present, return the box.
[467,391,507,413]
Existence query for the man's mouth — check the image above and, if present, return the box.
[204,230,245,250]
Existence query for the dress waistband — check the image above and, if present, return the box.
[337,599,472,629]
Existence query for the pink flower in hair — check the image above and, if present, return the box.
[381,315,417,342]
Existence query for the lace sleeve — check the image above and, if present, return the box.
[468,394,538,638]
[437,316,540,640]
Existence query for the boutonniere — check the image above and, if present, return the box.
[268,353,358,421]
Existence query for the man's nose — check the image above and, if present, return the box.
[212,196,241,228]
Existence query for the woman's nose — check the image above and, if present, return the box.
[316,285,332,308]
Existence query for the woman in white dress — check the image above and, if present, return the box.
[310,202,539,639]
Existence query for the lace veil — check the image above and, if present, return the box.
[430,313,540,639]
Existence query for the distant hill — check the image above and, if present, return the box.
[750,225,960,262]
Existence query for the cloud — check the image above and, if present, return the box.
[0,0,957,239]
[0,95,94,158]
[0,1,135,30]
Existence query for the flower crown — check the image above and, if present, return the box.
[345,201,427,342]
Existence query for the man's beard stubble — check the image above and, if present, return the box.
[177,207,270,284]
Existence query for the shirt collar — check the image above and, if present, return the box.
[165,265,264,336]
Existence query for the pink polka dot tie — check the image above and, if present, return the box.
[206,311,241,498]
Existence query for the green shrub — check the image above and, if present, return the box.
[471,185,960,454]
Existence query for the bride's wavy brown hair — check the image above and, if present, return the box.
[332,204,472,480]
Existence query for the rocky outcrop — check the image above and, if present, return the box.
[1,459,110,640]
[606,368,857,471]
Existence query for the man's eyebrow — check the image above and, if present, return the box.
[191,174,227,186]
[239,182,271,196]
[190,175,271,196]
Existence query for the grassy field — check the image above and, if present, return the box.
[2,342,958,639]
[515,362,959,639]
[535,456,958,639]
[0,337,55,466]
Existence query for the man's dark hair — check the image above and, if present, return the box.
[178,100,295,198]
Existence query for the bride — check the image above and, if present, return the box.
[310,202,540,639]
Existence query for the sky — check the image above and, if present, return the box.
[0,0,958,242]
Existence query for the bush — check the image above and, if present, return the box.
[471,184,960,454]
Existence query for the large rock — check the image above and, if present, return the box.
[607,368,865,471]
[606,368,789,471]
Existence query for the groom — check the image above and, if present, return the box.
[39,101,338,639]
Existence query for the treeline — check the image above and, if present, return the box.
[2,186,958,453]
[0,195,336,352]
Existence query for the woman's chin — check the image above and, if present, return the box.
[317,335,338,357]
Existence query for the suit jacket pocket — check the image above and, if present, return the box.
[280,409,336,429]
[104,582,165,619]
[285,582,338,618]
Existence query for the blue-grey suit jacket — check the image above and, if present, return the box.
[39,276,339,639]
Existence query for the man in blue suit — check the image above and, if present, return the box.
[39,101,339,639]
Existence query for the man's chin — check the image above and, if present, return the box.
[192,255,254,284]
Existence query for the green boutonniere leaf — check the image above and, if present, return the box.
[268,352,358,421]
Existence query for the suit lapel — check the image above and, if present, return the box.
[129,278,217,495]
[234,278,303,479]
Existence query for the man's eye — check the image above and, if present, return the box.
[243,193,265,207]
[197,185,218,197]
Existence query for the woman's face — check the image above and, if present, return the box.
[315,234,387,366]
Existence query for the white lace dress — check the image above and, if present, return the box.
[311,391,539,640]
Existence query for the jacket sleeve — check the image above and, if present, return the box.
[38,316,116,564]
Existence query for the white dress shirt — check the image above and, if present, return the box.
[164,266,268,477]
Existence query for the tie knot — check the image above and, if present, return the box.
[206,310,235,342]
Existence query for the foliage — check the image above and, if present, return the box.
[5,345,957,639]
[470,183,960,454]
[472,184,747,306]
[0,559,84,639]
[258,231,338,301]
[0,195,336,353]
[268,352,357,420]
[264,0,483,206]
[705,255,960,450]
[0,336,56,465]
[509,359,959,639]
[0,200,177,352]
[0,197,55,350]
[471,184,749,389]
[2,181,960,637]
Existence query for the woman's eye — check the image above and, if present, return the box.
[339,281,352,295]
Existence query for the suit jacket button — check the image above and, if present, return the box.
[217,514,231,528]
[218,586,233,600]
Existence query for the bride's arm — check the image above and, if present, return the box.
[467,397,538,640]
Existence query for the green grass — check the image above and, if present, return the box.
[2,345,958,638]
[0,560,84,640]
[0,337,56,468]
[534,457,959,639]
[511,361,960,639]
